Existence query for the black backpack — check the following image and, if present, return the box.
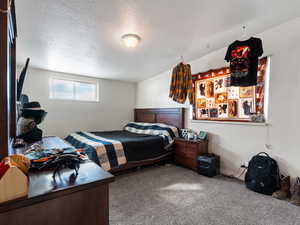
[245,152,280,195]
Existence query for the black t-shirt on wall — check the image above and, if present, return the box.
[225,37,263,86]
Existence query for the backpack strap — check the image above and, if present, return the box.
[257,152,270,157]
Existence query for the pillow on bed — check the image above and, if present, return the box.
[124,122,179,146]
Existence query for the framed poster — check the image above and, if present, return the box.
[192,57,268,122]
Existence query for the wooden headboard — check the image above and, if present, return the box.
[134,108,185,129]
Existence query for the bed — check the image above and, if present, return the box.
[65,108,185,173]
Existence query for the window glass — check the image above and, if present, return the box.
[49,78,98,102]
[75,82,97,101]
[50,79,74,100]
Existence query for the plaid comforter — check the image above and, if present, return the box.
[124,122,179,147]
[65,131,126,171]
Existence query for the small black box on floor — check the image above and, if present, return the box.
[197,154,220,177]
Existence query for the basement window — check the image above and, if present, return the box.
[49,78,99,102]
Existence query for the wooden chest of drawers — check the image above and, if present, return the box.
[174,138,208,171]
[1,136,115,225]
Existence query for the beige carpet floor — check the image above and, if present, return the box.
[109,165,300,225]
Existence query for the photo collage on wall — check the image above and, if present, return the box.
[193,57,267,121]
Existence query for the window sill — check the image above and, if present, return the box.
[49,98,99,103]
[190,120,268,126]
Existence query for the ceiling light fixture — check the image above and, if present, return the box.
[121,34,141,48]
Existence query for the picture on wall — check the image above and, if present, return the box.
[214,78,226,93]
[218,104,228,118]
[239,86,254,98]
[192,57,268,122]
[196,98,206,108]
[239,98,255,118]
[215,92,228,104]
[228,99,238,118]
[205,80,214,97]
[196,81,206,98]
[228,87,239,99]
[206,98,215,108]
[209,108,218,118]
[197,108,209,119]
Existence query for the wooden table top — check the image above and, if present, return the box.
[0,136,115,213]
[28,161,115,198]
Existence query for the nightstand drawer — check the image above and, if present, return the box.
[176,148,197,159]
[175,141,186,149]
[185,143,198,150]
[174,138,208,171]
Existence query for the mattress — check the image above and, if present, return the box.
[91,130,167,162]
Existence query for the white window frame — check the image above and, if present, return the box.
[49,77,99,102]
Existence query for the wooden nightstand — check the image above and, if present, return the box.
[174,138,208,171]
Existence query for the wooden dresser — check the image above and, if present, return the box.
[174,138,208,171]
[0,136,115,225]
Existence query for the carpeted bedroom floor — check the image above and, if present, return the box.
[109,165,300,225]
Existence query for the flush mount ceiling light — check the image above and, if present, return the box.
[121,34,141,48]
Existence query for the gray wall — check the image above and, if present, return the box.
[20,67,136,138]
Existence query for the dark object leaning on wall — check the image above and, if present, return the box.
[245,152,280,195]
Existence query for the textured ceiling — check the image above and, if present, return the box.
[16,0,300,82]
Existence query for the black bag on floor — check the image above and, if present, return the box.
[245,152,280,195]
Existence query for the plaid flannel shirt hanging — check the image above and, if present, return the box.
[169,63,194,104]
